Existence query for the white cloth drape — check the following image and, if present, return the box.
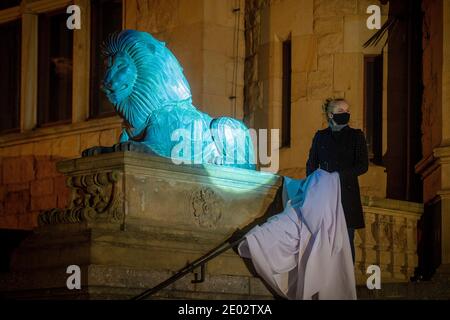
[238,169,356,300]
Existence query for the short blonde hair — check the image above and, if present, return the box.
[322,97,349,114]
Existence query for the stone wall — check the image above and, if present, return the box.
[124,0,246,119]
[421,0,443,161]
[0,156,69,229]
[0,118,122,229]
[415,0,450,274]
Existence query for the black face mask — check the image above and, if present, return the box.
[332,112,350,125]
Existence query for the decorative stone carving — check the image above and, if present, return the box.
[188,187,223,229]
[365,212,377,246]
[378,215,393,249]
[38,171,124,225]
[393,217,407,250]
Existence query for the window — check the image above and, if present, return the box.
[364,55,383,164]
[0,19,21,134]
[37,10,73,126]
[281,38,292,148]
[0,0,20,11]
[90,0,123,118]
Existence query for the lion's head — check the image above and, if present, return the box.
[101,30,192,131]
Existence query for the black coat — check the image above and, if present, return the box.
[306,126,369,229]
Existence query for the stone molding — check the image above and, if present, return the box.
[0,116,122,148]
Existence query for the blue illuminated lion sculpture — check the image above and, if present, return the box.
[83,30,255,170]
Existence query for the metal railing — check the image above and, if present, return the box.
[131,232,246,300]
[131,188,283,300]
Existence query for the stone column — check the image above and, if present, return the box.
[436,146,450,271]
[72,0,91,123]
[438,0,450,270]
[20,12,38,132]
[416,0,450,277]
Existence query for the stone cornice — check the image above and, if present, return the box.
[0,0,73,20]
[415,152,438,178]
[437,189,450,200]
[434,144,450,164]
[0,116,122,148]
[56,151,282,193]
[415,144,450,178]
[361,195,423,216]
[25,0,72,14]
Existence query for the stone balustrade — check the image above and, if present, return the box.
[355,197,422,285]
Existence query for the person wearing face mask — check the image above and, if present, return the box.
[306,98,369,264]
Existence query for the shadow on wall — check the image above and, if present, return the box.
[0,229,32,273]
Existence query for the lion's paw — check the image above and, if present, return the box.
[82,146,114,157]
[212,156,224,165]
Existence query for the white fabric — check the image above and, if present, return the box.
[238,169,356,300]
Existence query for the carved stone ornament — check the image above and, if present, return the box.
[189,187,223,229]
[38,171,124,225]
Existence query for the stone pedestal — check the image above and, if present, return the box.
[0,152,282,299]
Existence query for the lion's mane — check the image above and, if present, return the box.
[102,30,193,125]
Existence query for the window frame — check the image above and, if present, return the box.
[36,8,74,128]
[281,37,292,149]
[0,16,22,134]
[0,0,123,141]
[89,0,123,119]
[363,54,384,165]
